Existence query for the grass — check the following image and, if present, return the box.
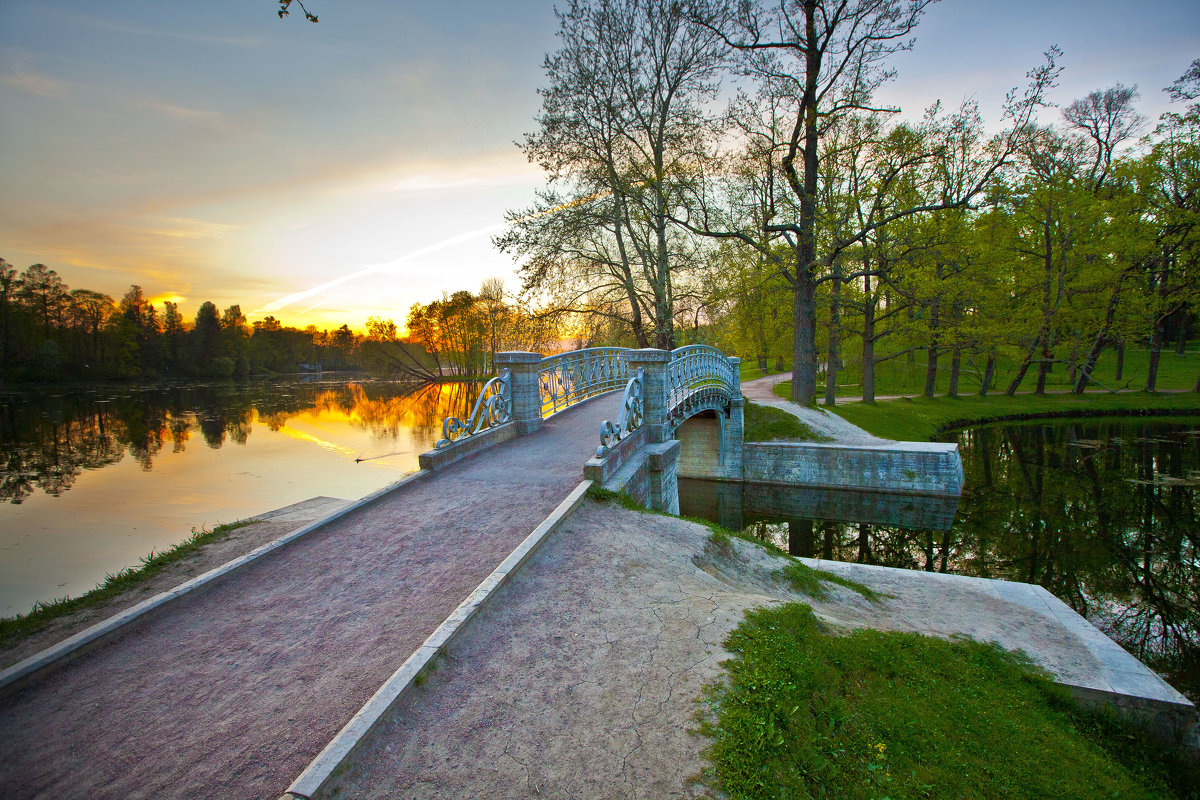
[743,400,831,442]
[0,519,252,648]
[701,602,1196,800]
[776,560,882,603]
[828,392,1200,442]
[772,344,1199,398]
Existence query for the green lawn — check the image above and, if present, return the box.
[824,392,1200,442]
[701,602,1194,800]
[743,400,829,442]
[761,345,1199,398]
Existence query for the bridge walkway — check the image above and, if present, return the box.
[0,393,621,800]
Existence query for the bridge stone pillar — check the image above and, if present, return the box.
[495,351,544,435]
[725,356,745,478]
[624,348,679,513]
[625,348,672,444]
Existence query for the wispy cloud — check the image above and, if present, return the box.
[2,69,71,98]
[65,12,263,47]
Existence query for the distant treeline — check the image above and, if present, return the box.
[0,260,368,381]
[0,262,566,384]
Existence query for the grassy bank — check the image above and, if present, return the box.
[823,392,1200,441]
[0,520,250,647]
[743,400,829,442]
[750,344,1198,397]
[702,602,1196,800]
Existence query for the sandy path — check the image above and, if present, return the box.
[0,394,620,800]
[325,498,1114,799]
[741,373,888,444]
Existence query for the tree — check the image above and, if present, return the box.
[498,0,725,349]
[689,1,1058,404]
[192,301,222,372]
[1063,83,1144,192]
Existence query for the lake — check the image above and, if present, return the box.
[681,415,1200,700]
[0,377,485,616]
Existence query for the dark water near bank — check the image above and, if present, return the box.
[0,377,484,615]
[680,417,1200,700]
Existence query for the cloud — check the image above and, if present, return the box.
[2,69,71,98]
[64,12,264,47]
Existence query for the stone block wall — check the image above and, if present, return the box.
[743,441,963,497]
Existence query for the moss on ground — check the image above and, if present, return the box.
[701,602,1197,800]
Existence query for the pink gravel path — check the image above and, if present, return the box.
[0,394,620,800]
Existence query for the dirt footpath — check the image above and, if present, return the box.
[326,497,1105,799]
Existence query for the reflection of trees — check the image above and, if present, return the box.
[738,420,1200,698]
[0,379,473,504]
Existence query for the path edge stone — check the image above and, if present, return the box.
[281,478,595,800]
[0,470,434,694]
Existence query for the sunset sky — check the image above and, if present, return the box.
[1,0,1196,332]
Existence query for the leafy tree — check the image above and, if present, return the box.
[498,0,725,349]
[688,1,1057,404]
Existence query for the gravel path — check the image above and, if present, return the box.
[0,394,619,800]
[741,373,889,444]
[323,498,1113,799]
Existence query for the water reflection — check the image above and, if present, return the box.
[0,378,485,615]
[0,379,485,504]
[682,418,1200,700]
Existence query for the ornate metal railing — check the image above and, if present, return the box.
[430,345,737,455]
[597,369,644,456]
[434,369,511,449]
[538,347,630,418]
[666,345,736,428]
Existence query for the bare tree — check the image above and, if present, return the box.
[1063,83,1144,192]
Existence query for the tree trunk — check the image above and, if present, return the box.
[924,344,938,398]
[861,266,876,403]
[1035,336,1052,395]
[1174,308,1188,355]
[1074,283,1122,394]
[789,268,818,405]
[1115,344,1125,381]
[1066,331,1080,386]
[1006,351,1033,396]
[1146,317,1164,392]
[979,353,996,397]
[948,346,961,397]
[824,267,840,406]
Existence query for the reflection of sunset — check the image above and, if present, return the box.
[269,423,362,460]
[1,378,473,612]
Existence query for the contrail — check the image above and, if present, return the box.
[251,188,614,317]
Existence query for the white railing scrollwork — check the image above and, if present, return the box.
[597,370,644,456]
[667,345,736,427]
[538,347,630,418]
[434,369,512,449]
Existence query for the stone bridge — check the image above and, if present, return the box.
[418,345,744,516]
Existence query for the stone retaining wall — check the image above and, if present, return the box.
[742,441,963,497]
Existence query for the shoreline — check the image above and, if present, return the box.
[0,496,348,671]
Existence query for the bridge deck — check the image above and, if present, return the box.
[0,393,621,800]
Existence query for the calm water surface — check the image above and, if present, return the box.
[681,416,1200,699]
[0,377,484,615]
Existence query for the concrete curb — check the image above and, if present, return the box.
[0,469,434,694]
[282,479,595,800]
